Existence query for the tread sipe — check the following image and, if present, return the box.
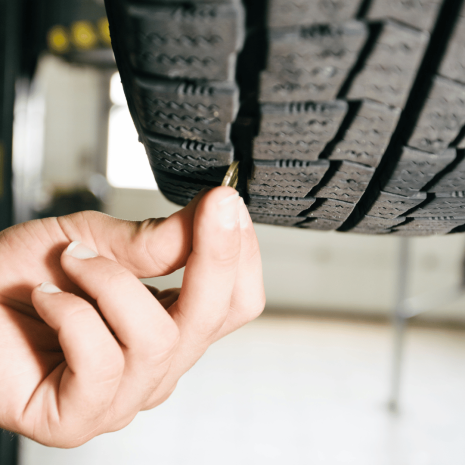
[105,0,465,236]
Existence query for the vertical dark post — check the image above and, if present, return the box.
[0,431,19,465]
[0,0,21,461]
[0,0,21,231]
[388,237,410,413]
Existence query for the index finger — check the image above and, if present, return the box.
[56,190,207,279]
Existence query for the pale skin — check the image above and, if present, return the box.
[0,186,265,448]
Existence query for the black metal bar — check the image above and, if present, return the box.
[0,0,21,461]
[0,0,21,231]
[0,431,19,465]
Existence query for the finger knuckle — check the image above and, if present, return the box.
[157,320,180,354]
[144,382,177,411]
[136,218,189,275]
[98,348,125,380]
[106,413,137,433]
[85,343,125,382]
[81,210,103,223]
[138,320,180,365]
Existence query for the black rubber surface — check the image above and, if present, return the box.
[105,0,465,236]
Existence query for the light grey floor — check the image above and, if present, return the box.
[20,315,465,465]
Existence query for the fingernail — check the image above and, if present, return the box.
[218,192,239,229]
[66,241,99,259]
[238,197,250,230]
[39,282,62,294]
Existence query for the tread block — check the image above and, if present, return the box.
[409,193,465,217]
[260,21,368,103]
[356,214,406,230]
[314,161,375,203]
[347,22,429,108]
[158,191,193,206]
[366,191,427,218]
[408,77,465,154]
[392,217,465,235]
[125,3,244,80]
[384,147,456,196]
[439,11,465,84]
[328,100,401,167]
[428,156,465,193]
[248,160,330,197]
[253,101,348,161]
[146,134,233,180]
[390,230,445,236]
[133,77,239,143]
[247,195,316,215]
[350,227,390,235]
[267,0,363,29]
[306,198,356,221]
[249,213,304,227]
[299,218,344,231]
[366,0,442,32]
[155,170,212,204]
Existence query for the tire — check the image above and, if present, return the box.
[105,0,465,236]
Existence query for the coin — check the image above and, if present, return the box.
[221,161,240,189]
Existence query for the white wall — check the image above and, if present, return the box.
[38,55,110,191]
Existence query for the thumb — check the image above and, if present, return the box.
[57,189,208,279]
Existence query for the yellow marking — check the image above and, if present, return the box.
[71,21,98,50]
[48,26,70,53]
[98,17,111,46]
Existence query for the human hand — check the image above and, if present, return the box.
[0,187,265,448]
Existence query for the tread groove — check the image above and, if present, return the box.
[336,22,382,99]
[422,148,465,193]
[356,0,374,19]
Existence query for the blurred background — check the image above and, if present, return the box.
[1,1,465,464]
